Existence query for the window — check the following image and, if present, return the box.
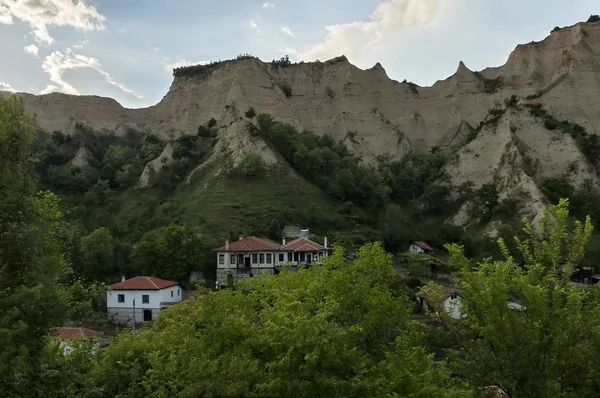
[288,252,293,261]
[300,252,305,262]
[450,293,458,300]
[118,294,125,303]
[219,254,224,264]
[230,254,236,264]
[266,253,272,264]
[171,290,174,297]
[252,253,258,264]
[279,253,284,262]
[259,253,265,264]
[178,289,180,296]
[142,295,150,304]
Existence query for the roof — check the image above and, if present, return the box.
[416,286,460,300]
[215,236,281,252]
[413,241,435,251]
[110,276,179,290]
[54,327,101,340]
[280,237,327,252]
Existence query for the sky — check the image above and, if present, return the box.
[0,0,597,108]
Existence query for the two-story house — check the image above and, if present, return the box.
[107,276,183,324]
[215,236,329,286]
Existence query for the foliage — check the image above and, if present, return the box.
[92,243,462,397]
[587,15,600,23]
[132,224,214,282]
[0,95,72,394]
[551,26,562,33]
[426,200,600,397]
[468,183,499,221]
[271,54,292,67]
[478,76,503,94]
[207,117,217,128]
[279,82,293,98]
[79,227,116,281]
[235,153,266,177]
[244,106,257,120]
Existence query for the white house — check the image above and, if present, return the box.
[107,276,183,324]
[416,288,524,319]
[215,236,330,286]
[409,241,436,255]
[54,327,101,355]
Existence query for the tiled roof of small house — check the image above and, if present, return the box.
[414,241,435,251]
[214,236,281,252]
[54,327,101,340]
[110,276,179,290]
[416,286,460,300]
[280,237,327,252]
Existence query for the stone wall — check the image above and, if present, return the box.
[108,307,161,325]
[217,268,274,287]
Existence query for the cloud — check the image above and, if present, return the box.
[298,0,439,62]
[281,26,296,38]
[249,19,260,33]
[0,0,106,44]
[161,58,209,72]
[0,81,16,92]
[118,27,126,34]
[262,2,275,8]
[72,39,89,49]
[40,49,142,99]
[23,43,39,56]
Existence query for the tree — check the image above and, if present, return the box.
[0,95,72,394]
[132,224,212,282]
[93,243,463,396]
[424,199,600,397]
[79,227,116,281]
[587,14,600,23]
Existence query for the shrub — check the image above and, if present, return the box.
[236,153,266,177]
[544,117,559,130]
[525,103,546,117]
[236,53,253,60]
[481,77,503,94]
[587,15,600,23]
[279,83,292,98]
[271,55,292,68]
[197,125,211,137]
[207,118,217,128]
[504,95,518,108]
[551,26,561,33]
[245,107,257,119]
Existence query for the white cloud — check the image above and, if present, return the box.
[0,0,106,44]
[281,26,296,38]
[118,27,126,34]
[262,2,275,8]
[249,19,260,33]
[298,0,439,63]
[40,49,142,99]
[0,81,16,92]
[72,39,89,49]
[23,43,39,56]
[161,58,209,73]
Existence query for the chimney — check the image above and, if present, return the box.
[121,275,126,282]
[324,237,328,249]
[225,240,230,250]
[239,235,243,241]
[282,237,286,245]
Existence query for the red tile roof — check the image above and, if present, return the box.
[416,287,460,300]
[110,276,179,290]
[414,241,435,252]
[54,327,101,340]
[214,236,281,252]
[280,237,327,252]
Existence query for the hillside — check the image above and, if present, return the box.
[3,18,600,271]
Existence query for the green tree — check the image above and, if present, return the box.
[132,224,212,282]
[425,199,600,397]
[0,95,72,394]
[80,227,115,281]
[244,106,257,120]
[94,243,463,397]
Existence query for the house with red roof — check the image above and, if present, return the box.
[215,236,330,286]
[54,327,101,355]
[409,241,436,255]
[106,276,183,324]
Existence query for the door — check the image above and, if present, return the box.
[143,309,152,322]
[244,256,251,268]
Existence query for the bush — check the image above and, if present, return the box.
[236,153,266,177]
[587,15,600,23]
[551,26,561,33]
[245,107,257,119]
[544,117,559,130]
[504,95,518,108]
[207,118,217,128]
[325,86,335,99]
[279,83,292,98]
[271,55,292,68]
[481,77,503,94]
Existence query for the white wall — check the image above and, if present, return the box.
[107,285,182,309]
[409,244,425,254]
[443,296,463,319]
